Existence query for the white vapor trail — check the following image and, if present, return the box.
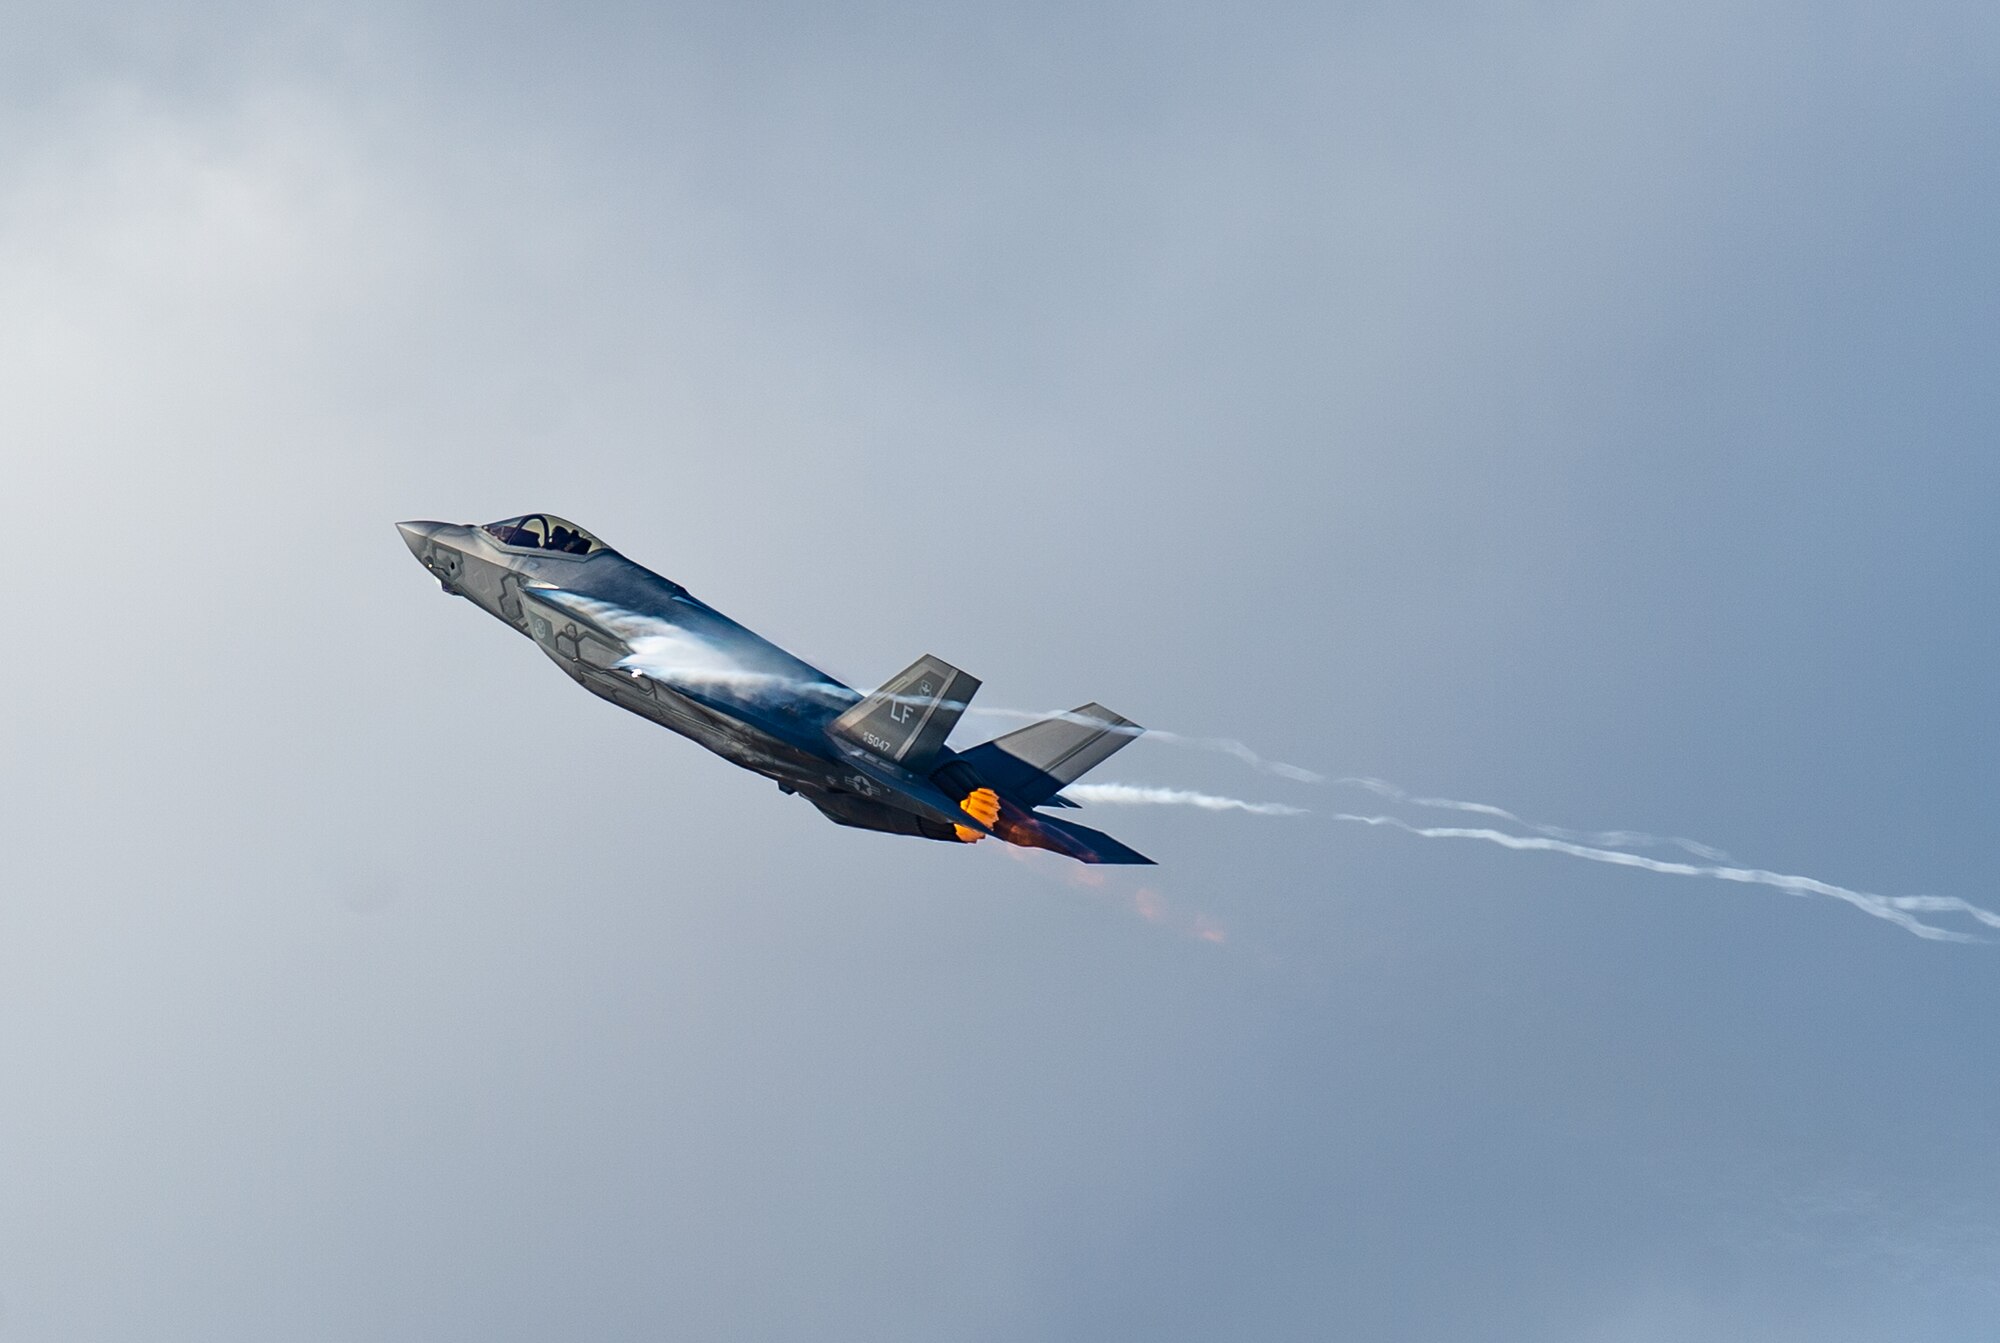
[1333,776,1731,860]
[1064,784,1308,815]
[1332,813,2000,943]
[535,589,856,706]
[521,588,1990,943]
[1150,733,1325,783]
[960,707,1325,782]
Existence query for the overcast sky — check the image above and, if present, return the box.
[4,3,1998,1339]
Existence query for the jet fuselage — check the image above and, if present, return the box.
[398,515,1154,863]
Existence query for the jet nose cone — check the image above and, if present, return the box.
[397,520,443,559]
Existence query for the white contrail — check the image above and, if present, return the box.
[1150,732,1325,783]
[961,707,1324,781]
[528,589,1986,941]
[1332,813,2000,943]
[1333,776,1731,859]
[1065,784,1308,816]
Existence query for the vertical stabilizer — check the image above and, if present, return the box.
[828,655,980,773]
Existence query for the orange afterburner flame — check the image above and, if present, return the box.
[948,784,1119,863]
[955,787,1001,842]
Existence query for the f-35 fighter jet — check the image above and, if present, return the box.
[398,514,1153,864]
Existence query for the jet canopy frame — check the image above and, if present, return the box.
[482,514,606,555]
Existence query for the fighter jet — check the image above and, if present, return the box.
[398,514,1153,864]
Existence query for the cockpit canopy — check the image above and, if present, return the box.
[482,514,606,555]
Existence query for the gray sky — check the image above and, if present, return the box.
[3,2,1997,1339]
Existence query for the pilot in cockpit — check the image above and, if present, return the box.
[482,514,601,555]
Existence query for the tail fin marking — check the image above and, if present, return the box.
[828,654,980,774]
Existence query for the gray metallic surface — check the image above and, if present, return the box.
[955,703,1142,808]
[399,516,1153,864]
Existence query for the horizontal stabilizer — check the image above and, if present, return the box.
[956,703,1141,807]
[829,655,980,773]
[1021,814,1155,865]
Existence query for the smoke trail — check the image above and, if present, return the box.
[1065,784,1308,816]
[1332,813,2000,943]
[1333,776,1731,860]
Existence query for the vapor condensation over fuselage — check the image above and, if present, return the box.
[397,514,1154,865]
